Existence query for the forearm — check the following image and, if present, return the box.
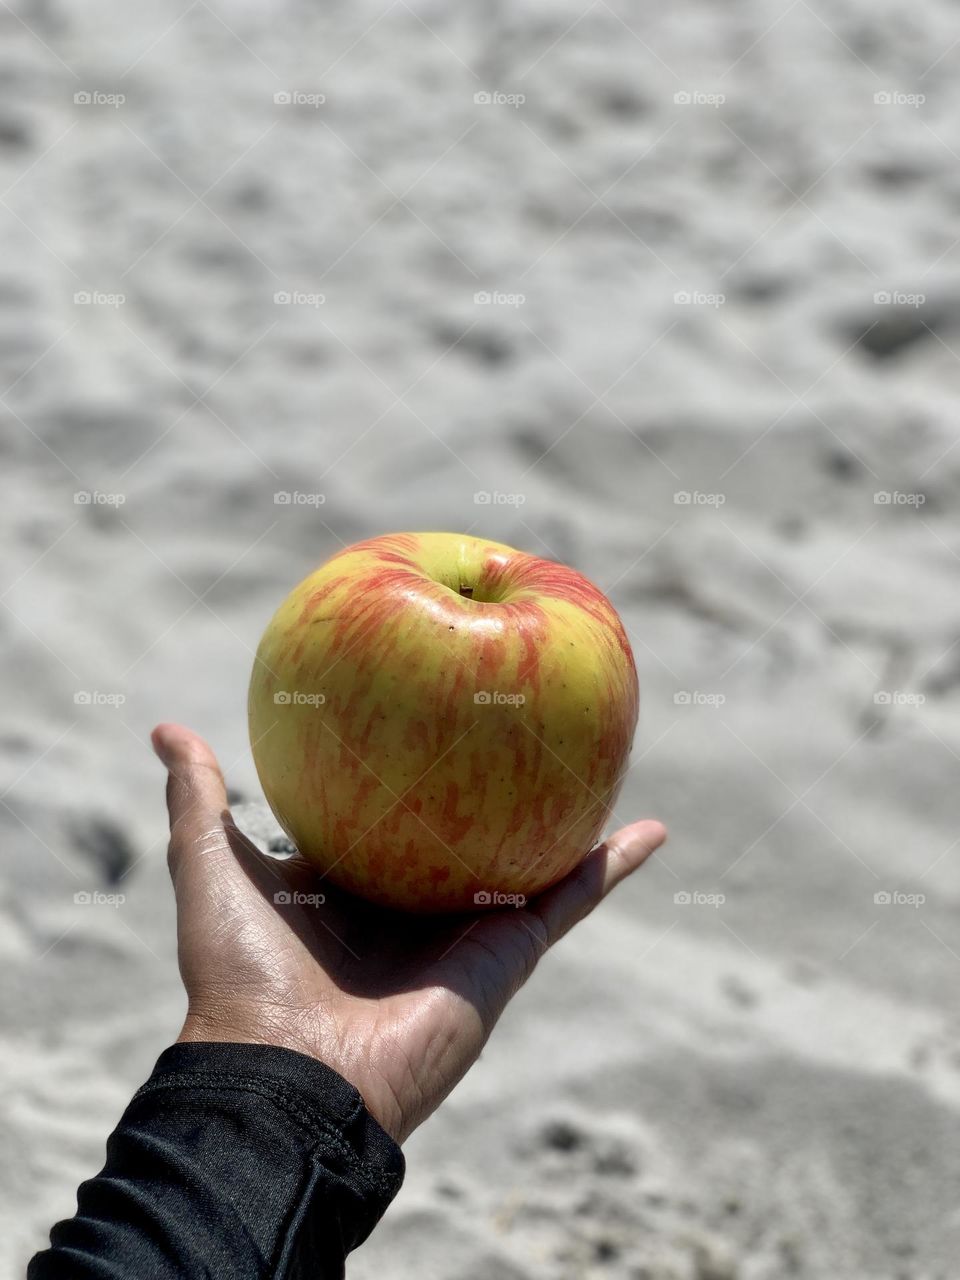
[28,1042,405,1280]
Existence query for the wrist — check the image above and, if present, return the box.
[176,1012,407,1144]
[178,1009,317,1059]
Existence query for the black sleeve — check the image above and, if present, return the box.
[28,1041,405,1280]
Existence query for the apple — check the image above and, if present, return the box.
[248,532,639,912]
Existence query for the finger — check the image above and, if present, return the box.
[527,819,666,948]
[152,722,230,878]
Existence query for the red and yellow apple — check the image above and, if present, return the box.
[248,532,639,912]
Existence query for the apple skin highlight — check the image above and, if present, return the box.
[248,532,639,912]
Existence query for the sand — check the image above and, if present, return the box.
[4,0,960,1276]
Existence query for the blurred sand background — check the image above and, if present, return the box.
[3,0,960,1275]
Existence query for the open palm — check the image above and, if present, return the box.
[154,723,666,1144]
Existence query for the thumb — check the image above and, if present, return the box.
[529,819,667,947]
[152,723,231,886]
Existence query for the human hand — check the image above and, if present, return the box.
[153,722,666,1145]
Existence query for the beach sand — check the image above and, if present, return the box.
[3,1,960,1275]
